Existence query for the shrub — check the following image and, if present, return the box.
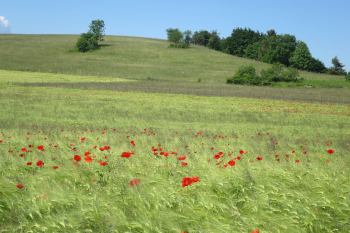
[260,63,299,83]
[169,42,190,48]
[345,72,350,82]
[226,65,261,85]
[76,32,99,52]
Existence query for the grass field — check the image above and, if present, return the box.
[0,34,347,85]
[1,69,350,232]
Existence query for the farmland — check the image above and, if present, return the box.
[0,34,350,232]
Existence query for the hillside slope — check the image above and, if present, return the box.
[0,34,341,82]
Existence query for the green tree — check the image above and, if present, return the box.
[191,30,210,46]
[166,28,183,43]
[289,40,312,70]
[223,27,264,57]
[183,30,192,44]
[88,19,105,41]
[243,42,262,60]
[259,33,297,66]
[207,30,221,51]
[308,57,327,73]
[227,65,261,85]
[76,32,99,52]
[328,56,346,75]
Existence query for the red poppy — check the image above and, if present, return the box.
[130,179,141,186]
[19,154,24,157]
[256,157,263,160]
[257,133,261,135]
[182,177,192,187]
[36,160,44,167]
[292,151,295,153]
[28,145,33,147]
[237,156,241,160]
[251,229,260,233]
[286,154,290,158]
[53,166,58,169]
[181,162,188,167]
[100,162,108,166]
[121,152,132,158]
[239,150,244,154]
[163,152,169,157]
[295,160,300,163]
[327,149,334,154]
[327,159,330,163]
[215,161,222,165]
[84,156,93,162]
[228,160,236,166]
[218,152,224,155]
[37,145,44,150]
[275,154,279,157]
[84,151,91,156]
[131,141,135,147]
[17,184,23,189]
[8,150,13,153]
[191,176,200,183]
[21,148,27,152]
[74,155,81,162]
[27,162,33,165]
[177,156,186,160]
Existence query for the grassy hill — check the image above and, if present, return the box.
[0,34,345,84]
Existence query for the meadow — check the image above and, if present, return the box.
[0,69,350,232]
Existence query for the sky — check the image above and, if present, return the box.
[1,0,349,69]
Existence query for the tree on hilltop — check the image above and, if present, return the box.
[89,19,106,41]
[328,56,346,75]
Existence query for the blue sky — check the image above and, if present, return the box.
[1,0,349,69]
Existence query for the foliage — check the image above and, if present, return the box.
[243,42,262,60]
[88,19,105,41]
[207,30,221,51]
[345,71,350,82]
[259,34,297,66]
[228,64,300,86]
[222,27,264,57]
[166,28,183,43]
[260,63,299,83]
[227,65,261,85]
[328,56,346,75]
[289,40,312,70]
[191,30,210,46]
[308,57,328,73]
[76,32,99,52]
[169,41,190,48]
[183,30,192,44]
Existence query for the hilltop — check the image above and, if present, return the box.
[0,34,343,83]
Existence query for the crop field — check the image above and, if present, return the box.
[1,69,350,232]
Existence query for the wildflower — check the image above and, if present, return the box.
[327,149,334,154]
[84,156,93,162]
[17,184,23,189]
[228,160,236,166]
[53,166,58,169]
[130,179,141,186]
[256,157,263,160]
[36,160,44,167]
[181,162,188,167]
[74,155,81,162]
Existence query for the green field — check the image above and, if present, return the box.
[1,68,350,232]
[0,34,346,85]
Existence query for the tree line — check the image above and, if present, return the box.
[166,27,347,75]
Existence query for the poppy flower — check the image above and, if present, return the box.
[228,160,236,166]
[19,154,24,157]
[100,162,108,166]
[21,148,27,152]
[237,156,241,160]
[28,145,33,148]
[121,152,132,158]
[256,157,263,160]
[286,154,290,158]
[215,161,222,165]
[53,166,58,169]
[130,141,135,147]
[36,160,44,167]
[218,152,223,155]
[74,155,81,162]
[257,133,261,135]
[239,150,244,154]
[40,193,47,200]
[275,155,279,157]
[8,150,13,153]
[27,162,33,165]
[177,156,186,160]
[251,229,259,233]
[295,160,300,163]
[37,145,44,150]
[181,162,188,167]
[182,177,192,187]
[17,184,23,189]
[191,176,200,183]
[327,149,334,154]
[84,151,91,156]
[130,179,141,186]
[162,152,169,157]
[84,156,93,162]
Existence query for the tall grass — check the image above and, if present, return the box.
[0,77,349,232]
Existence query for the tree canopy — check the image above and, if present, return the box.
[88,19,105,41]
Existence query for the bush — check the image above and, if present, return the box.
[345,72,350,82]
[226,65,261,85]
[169,42,190,48]
[260,63,299,83]
[76,32,99,52]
